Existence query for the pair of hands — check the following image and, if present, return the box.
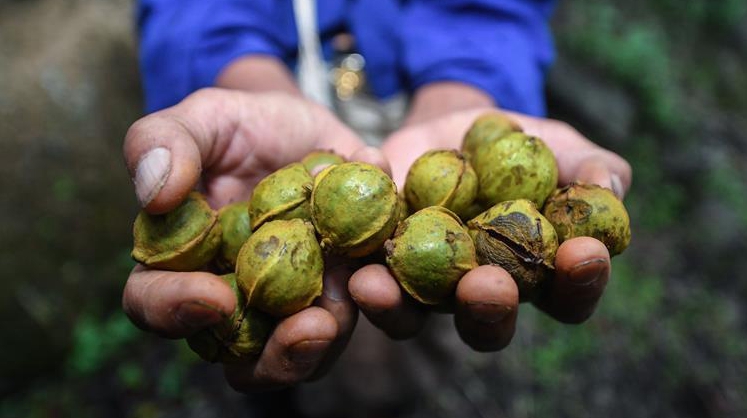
[122,88,631,392]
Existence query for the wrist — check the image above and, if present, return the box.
[216,55,302,96]
[404,81,495,126]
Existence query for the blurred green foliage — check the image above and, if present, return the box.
[2,0,747,417]
[67,312,141,376]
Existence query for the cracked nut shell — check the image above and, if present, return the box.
[542,183,631,256]
[468,199,558,301]
[248,163,313,231]
[187,273,274,363]
[404,149,478,218]
[131,191,222,271]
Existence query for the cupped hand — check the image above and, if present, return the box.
[348,107,631,351]
[122,88,389,390]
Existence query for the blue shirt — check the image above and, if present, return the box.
[137,0,556,116]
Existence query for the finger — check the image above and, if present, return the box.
[348,145,393,178]
[534,237,611,324]
[309,261,359,380]
[504,113,632,198]
[124,89,368,213]
[348,264,428,340]
[224,307,338,391]
[572,156,629,199]
[454,265,519,352]
[122,265,236,338]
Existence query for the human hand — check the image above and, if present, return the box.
[348,107,631,351]
[122,88,389,390]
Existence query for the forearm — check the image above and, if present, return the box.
[215,55,302,96]
[404,81,495,126]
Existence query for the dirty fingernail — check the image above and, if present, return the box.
[323,264,353,302]
[288,340,331,364]
[175,301,223,329]
[569,258,609,287]
[466,302,513,324]
[135,147,171,207]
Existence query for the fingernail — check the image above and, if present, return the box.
[323,264,353,302]
[610,174,624,199]
[309,163,332,177]
[465,302,513,324]
[174,301,223,329]
[134,147,171,207]
[288,340,331,364]
[569,258,608,287]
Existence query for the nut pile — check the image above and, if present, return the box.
[131,115,631,362]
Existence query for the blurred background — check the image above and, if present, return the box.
[1,0,746,417]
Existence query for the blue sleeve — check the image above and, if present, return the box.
[137,0,296,113]
[400,0,557,116]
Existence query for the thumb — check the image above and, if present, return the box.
[124,89,231,214]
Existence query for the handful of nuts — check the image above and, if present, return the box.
[131,112,631,362]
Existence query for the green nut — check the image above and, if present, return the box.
[131,191,222,271]
[236,218,323,317]
[311,162,399,257]
[461,112,523,161]
[542,183,631,256]
[467,199,558,301]
[215,200,252,272]
[248,163,313,231]
[186,273,274,363]
[404,149,478,218]
[301,149,346,173]
[472,132,558,209]
[385,206,477,305]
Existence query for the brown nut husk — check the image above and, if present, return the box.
[542,183,631,256]
[404,149,478,218]
[248,163,313,231]
[461,112,523,161]
[301,149,346,173]
[467,199,558,301]
[132,191,222,271]
[186,273,274,363]
[386,206,477,305]
[215,200,252,272]
[236,218,323,317]
[472,132,559,209]
[311,162,399,257]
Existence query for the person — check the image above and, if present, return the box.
[123,0,632,394]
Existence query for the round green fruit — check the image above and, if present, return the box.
[385,206,477,305]
[248,163,313,231]
[461,112,523,161]
[472,132,558,209]
[404,149,478,218]
[236,219,324,317]
[132,191,222,271]
[311,162,399,257]
[301,149,346,173]
[215,200,252,272]
[542,183,631,256]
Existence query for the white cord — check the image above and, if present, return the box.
[293,0,333,107]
